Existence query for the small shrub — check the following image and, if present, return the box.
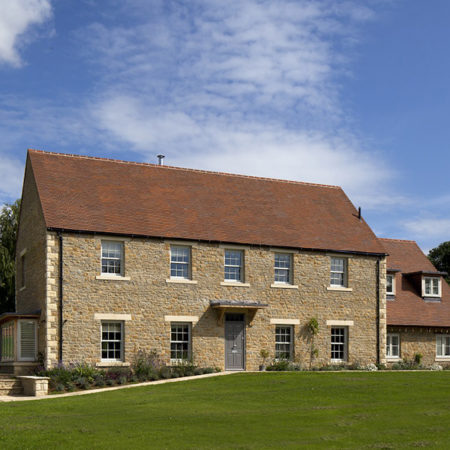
[94,376,105,387]
[203,367,215,374]
[55,383,65,392]
[118,376,128,385]
[159,366,172,379]
[106,379,116,386]
[414,353,423,365]
[266,360,301,371]
[65,382,75,392]
[194,368,204,376]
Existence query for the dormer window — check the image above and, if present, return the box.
[423,277,441,297]
[386,274,395,295]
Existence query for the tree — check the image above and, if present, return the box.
[428,241,450,284]
[0,200,20,314]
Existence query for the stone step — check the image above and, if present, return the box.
[0,378,24,395]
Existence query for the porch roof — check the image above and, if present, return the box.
[0,311,40,324]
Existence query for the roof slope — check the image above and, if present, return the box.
[380,238,450,327]
[28,150,385,254]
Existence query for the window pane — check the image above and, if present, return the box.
[275,326,292,359]
[425,278,431,295]
[170,323,190,360]
[331,327,346,361]
[101,322,123,361]
[386,275,393,293]
[170,246,190,278]
[274,254,291,283]
[101,241,123,275]
[224,250,243,281]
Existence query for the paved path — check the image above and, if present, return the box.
[0,370,234,402]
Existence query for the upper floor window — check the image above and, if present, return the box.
[170,246,191,279]
[436,335,450,358]
[101,241,123,276]
[274,253,292,284]
[330,257,347,287]
[386,274,395,295]
[423,277,441,297]
[224,250,243,282]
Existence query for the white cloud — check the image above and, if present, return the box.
[404,218,450,239]
[0,0,52,67]
[0,156,24,202]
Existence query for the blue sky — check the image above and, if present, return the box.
[0,0,449,253]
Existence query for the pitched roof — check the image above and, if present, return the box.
[27,149,385,254]
[380,238,450,327]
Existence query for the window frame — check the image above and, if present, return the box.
[422,277,441,297]
[330,327,348,362]
[436,335,450,359]
[224,249,244,283]
[170,322,192,363]
[274,253,293,285]
[386,333,400,359]
[330,257,348,287]
[170,245,191,280]
[101,321,124,362]
[386,274,395,295]
[18,319,37,362]
[275,325,293,360]
[101,240,124,277]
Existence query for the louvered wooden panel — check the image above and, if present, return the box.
[19,321,36,360]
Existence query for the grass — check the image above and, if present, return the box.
[1,372,450,449]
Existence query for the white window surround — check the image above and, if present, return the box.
[436,335,450,359]
[100,321,124,362]
[386,333,400,360]
[170,323,191,363]
[327,286,353,292]
[274,253,293,285]
[270,283,298,289]
[330,257,348,288]
[170,245,192,280]
[96,274,131,281]
[96,361,131,367]
[326,320,354,326]
[386,274,395,295]
[275,325,293,360]
[220,281,250,287]
[270,318,300,325]
[164,315,199,323]
[94,313,132,321]
[166,278,198,285]
[224,249,244,282]
[218,243,249,250]
[101,240,125,277]
[330,327,348,362]
[422,277,441,297]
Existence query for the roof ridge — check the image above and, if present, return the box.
[378,237,417,243]
[27,148,341,190]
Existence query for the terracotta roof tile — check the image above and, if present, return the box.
[380,238,450,327]
[28,149,386,254]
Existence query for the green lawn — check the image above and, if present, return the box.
[1,372,449,449]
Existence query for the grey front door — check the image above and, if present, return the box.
[225,314,245,370]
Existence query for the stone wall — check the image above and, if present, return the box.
[54,233,386,370]
[387,326,450,367]
[15,160,47,363]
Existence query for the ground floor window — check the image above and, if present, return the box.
[331,327,347,362]
[386,333,400,358]
[170,323,191,362]
[275,326,293,360]
[101,321,123,361]
[1,321,15,361]
[436,335,450,358]
[18,320,37,361]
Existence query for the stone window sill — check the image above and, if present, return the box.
[327,286,353,292]
[96,275,130,281]
[386,357,401,362]
[96,362,131,367]
[435,358,450,362]
[166,278,198,285]
[270,283,298,290]
[220,281,250,287]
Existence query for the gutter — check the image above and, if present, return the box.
[46,227,388,258]
[58,231,64,364]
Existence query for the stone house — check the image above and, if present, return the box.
[380,238,450,367]
[0,149,445,373]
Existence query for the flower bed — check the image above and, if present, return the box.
[34,350,220,393]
